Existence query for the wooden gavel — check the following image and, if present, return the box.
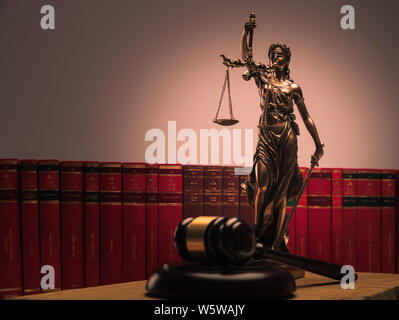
[174,216,358,281]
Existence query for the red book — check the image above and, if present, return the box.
[295,167,308,257]
[38,159,61,292]
[287,197,296,254]
[356,169,381,273]
[307,168,332,263]
[60,161,84,289]
[146,164,159,277]
[100,162,122,285]
[0,159,22,299]
[84,162,100,287]
[331,168,343,265]
[222,166,239,218]
[397,170,399,274]
[204,166,222,216]
[239,169,255,227]
[183,165,204,219]
[342,169,357,269]
[20,160,41,296]
[381,170,396,273]
[122,163,146,282]
[158,164,183,266]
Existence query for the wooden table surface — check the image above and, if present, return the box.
[14,272,399,300]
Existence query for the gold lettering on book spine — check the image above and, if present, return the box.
[0,160,18,165]
[0,287,22,293]
[159,165,182,170]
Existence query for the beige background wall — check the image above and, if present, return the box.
[0,0,398,169]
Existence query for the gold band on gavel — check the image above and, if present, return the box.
[186,216,219,261]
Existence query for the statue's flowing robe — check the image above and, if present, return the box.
[243,72,303,248]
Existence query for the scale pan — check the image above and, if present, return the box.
[213,119,239,126]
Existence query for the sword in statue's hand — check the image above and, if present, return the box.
[273,142,324,250]
[272,160,317,251]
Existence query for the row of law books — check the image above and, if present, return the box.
[0,159,398,299]
[0,159,256,299]
[287,167,398,276]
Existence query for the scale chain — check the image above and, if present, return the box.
[226,68,234,120]
[215,67,234,121]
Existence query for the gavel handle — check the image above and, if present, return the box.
[261,249,358,281]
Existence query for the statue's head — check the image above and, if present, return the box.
[268,43,291,75]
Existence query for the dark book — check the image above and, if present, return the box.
[183,165,204,219]
[84,162,100,287]
[60,161,84,289]
[222,166,239,218]
[342,169,357,268]
[158,164,183,266]
[0,159,22,299]
[307,168,332,263]
[331,168,343,265]
[146,164,159,276]
[122,163,146,282]
[99,162,123,285]
[204,166,222,216]
[381,170,396,273]
[38,159,61,292]
[356,169,381,273]
[20,160,41,295]
[397,170,399,274]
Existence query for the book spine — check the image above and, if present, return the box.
[397,170,399,274]
[222,166,239,218]
[307,168,332,262]
[158,164,183,266]
[183,165,204,219]
[99,162,122,285]
[0,159,22,299]
[287,197,296,254]
[38,159,61,292]
[60,161,84,289]
[295,167,308,257]
[146,164,159,276]
[122,163,146,282]
[84,162,100,287]
[342,169,357,269]
[239,168,255,227]
[20,160,41,295]
[332,168,343,265]
[204,166,222,216]
[381,170,396,273]
[356,169,381,273]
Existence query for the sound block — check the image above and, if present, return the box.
[146,259,296,299]
[279,263,306,280]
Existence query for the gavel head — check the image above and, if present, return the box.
[174,216,256,266]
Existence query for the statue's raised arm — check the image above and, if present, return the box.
[241,11,256,63]
[239,11,269,84]
[220,11,261,73]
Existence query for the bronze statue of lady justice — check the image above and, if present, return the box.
[146,13,354,298]
[218,11,324,253]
